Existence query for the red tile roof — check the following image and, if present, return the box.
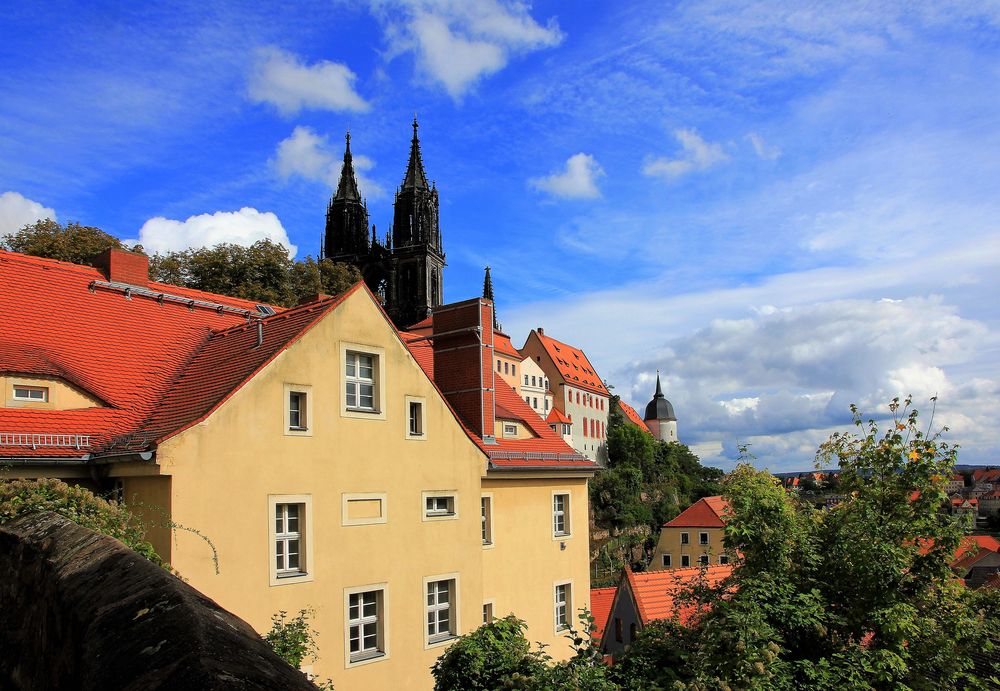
[534,331,608,396]
[952,536,1000,567]
[663,496,729,528]
[618,400,650,434]
[973,468,1000,483]
[0,249,361,459]
[403,334,597,471]
[626,565,732,625]
[546,408,572,425]
[493,331,521,359]
[589,587,617,643]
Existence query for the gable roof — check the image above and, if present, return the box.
[546,408,572,425]
[493,331,521,359]
[532,330,608,396]
[0,249,363,459]
[663,496,729,528]
[589,587,617,643]
[952,535,1000,568]
[973,468,1000,483]
[625,565,733,625]
[618,399,651,433]
[403,334,597,471]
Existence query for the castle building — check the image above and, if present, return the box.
[643,373,678,442]
[323,119,445,329]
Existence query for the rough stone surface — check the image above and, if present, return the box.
[0,512,316,691]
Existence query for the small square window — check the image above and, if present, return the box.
[503,423,517,438]
[680,532,690,545]
[426,495,455,517]
[681,555,691,567]
[553,493,570,537]
[662,554,671,567]
[12,385,48,402]
[554,582,571,632]
[699,532,709,545]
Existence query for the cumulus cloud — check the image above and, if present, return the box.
[0,191,56,235]
[530,153,604,199]
[746,132,781,160]
[136,208,297,258]
[273,126,384,199]
[617,296,996,471]
[370,0,563,98]
[643,128,730,179]
[248,46,370,115]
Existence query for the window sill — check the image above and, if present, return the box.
[427,634,458,648]
[349,650,385,665]
[270,570,313,587]
[553,532,572,540]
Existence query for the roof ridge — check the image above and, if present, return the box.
[209,295,340,338]
[0,249,105,276]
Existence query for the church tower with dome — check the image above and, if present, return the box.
[643,372,678,442]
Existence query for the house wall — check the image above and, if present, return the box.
[649,526,727,571]
[481,475,591,656]
[141,290,489,690]
[601,583,641,657]
[519,357,552,418]
[493,351,521,392]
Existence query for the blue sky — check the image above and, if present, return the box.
[2,1,999,472]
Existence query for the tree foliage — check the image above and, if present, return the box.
[263,609,335,690]
[0,477,162,566]
[616,398,1000,690]
[4,219,362,307]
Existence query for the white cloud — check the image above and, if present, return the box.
[272,126,384,199]
[136,208,297,258]
[747,132,781,160]
[643,128,730,179]
[530,153,604,199]
[0,191,56,236]
[370,0,563,98]
[248,46,370,116]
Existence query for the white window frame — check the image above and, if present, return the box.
[481,494,494,548]
[552,491,571,539]
[283,383,312,436]
[422,490,459,521]
[681,554,691,567]
[268,494,314,587]
[680,531,690,545]
[405,395,426,439]
[553,579,573,633]
[341,492,388,526]
[662,554,671,568]
[12,385,48,402]
[423,573,460,648]
[344,583,389,667]
[699,531,709,545]
[340,342,386,420]
[503,422,517,438]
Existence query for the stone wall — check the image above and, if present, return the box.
[0,512,316,691]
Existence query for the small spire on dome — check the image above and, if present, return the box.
[655,372,664,398]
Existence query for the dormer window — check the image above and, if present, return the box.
[13,386,48,402]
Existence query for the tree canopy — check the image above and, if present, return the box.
[3,219,361,306]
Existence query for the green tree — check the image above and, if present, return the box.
[1,218,137,265]
[646,398,1000,690]
[263,609,335,690]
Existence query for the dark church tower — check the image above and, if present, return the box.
[389,118,445,328]
[323,133,371,262]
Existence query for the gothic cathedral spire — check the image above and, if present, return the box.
[323,132,371,261]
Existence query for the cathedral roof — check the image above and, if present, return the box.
[334,132,362,202]
[643,373,676,421]
[401,117,429,191]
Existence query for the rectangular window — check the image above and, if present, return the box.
[615,618,623,642]
[348,589,384,662]
[699,555,709,566]
[275,503,303,577]
[532,397,538,408]
[288,391,306,430]
[554,583,571,631]
[483,602,494,624]
[699,532,709,545]
[545,399,550,410]
[12,385,48,402]
[719,554,730,565]
[481,496,493,546]
[681,532,690,545]
[662,554,671,567]
[524,374,529,385]
[511,364,516,376]
[681,555,691,567]
[503,423,517,437]
[346,351,376,411]
[409,400,424,436]
[553,493,570,537]
[427,579,456,643]
[531,375,537,386]
[583,416,588,437]
[497,360,501,372]
[504,361,509,374]
[425,495,455,517]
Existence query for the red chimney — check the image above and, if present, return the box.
[92,248,149,286]
[431,298,496,441]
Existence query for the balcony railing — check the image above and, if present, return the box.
[0,433,91,450]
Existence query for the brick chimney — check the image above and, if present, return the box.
[431,298,496,442]
[92,248,149,286]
